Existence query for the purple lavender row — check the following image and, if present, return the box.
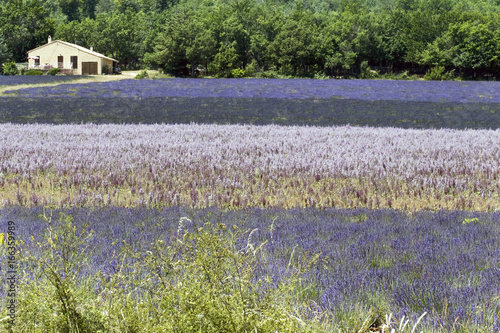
[4,78,500,103]
[4,206,500,330]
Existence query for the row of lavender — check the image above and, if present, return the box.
[4,79,500,102]
[1,206,499,330]
[1,79,500,128]
[2,96,500,129]
[1,124,499,211]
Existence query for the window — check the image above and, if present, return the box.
[70,56,78,69]
[35,57,40,66]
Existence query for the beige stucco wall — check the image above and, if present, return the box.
[28,42,110,75]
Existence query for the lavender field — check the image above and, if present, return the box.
[1,123,499,211]
[1,78,500,128]
[1,206,500,332]
[6,78,500,101]
[1,78,500,332]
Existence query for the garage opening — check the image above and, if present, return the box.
[82,62,98,75]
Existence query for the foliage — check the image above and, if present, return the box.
[230,68,245,78]
[2,207,500,332]
[462,217,480,225]
[1,0,498,77]
[101,64,110,74]
[134,69,149,79]
[47,67,61,76]
[0,36,10,68]
[0,0,55,63]
[360,60,379,79]
[9,212,328,332]
[424,66,455,81]
[24,70,44,75]
[2,61,18,75]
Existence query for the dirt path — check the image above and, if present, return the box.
[0,70,142,96]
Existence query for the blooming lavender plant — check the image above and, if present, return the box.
[0,124,498,211]
[2,78,500,128]
[1,206,500,331]
[4,78,500,103]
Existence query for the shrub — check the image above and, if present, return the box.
[25,70,43,75]
[256,70,292,79]
[314,72,330,79]
[47,68,61,76]
[231,68,246,78]
[244,60,258,77]
[424,66,455,81]
[116,218,322,332]
[10,213,327,332]
[135,69,149,79]
[150,71,172,79]
[102,64,110,75]
[360,61,379,79]
[3,61,19,75]
[13,211,106,333]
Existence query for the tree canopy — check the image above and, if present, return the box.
[1,0,500,78]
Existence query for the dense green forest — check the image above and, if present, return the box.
[1,0,500,78]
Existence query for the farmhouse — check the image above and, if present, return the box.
[27,36,118,75]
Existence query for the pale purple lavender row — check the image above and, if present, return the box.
[5,78,500,102]
[1,124,499,191]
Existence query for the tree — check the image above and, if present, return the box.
[0,36,11,66]
[321,4,382,76]
[144,7,207,75]
[0,0,56,62]
[81,0,97,19]
[448,20,500,73]
[58,0,80,21]
[268,4,321,75]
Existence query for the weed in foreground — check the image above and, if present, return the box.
[4,212,329,333]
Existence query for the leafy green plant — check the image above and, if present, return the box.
[101,64,110,74]
[360,61,379,79]
[14,210,105,333]
[314,72,330,79]
[424,66,455,81]
[231,68,245,78]
[9,213,330,332]
[135,69,149,79]
[244,60,258,77]
[47,68,61,76]
[25,70,43,75]
[462,217,480,225]
[115,218,321,332]
[3,61,19,76]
